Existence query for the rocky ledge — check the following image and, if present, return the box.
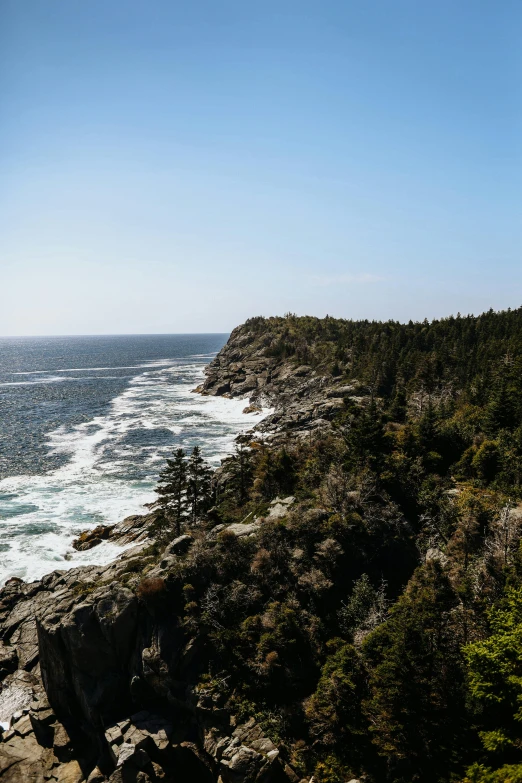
[71,513,155,552]
[197,321,368,441]
[0,500,303,783]
[0,323,367,782]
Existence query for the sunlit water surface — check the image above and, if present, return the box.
[0,334,266,583]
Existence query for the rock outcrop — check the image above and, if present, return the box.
[0,323,357,781]
[72,513,156,553]
[197,322,367,441]
[0,534,302,782]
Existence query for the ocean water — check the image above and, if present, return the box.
[0,335,267,584]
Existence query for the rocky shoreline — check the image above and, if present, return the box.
[197,321,368,442]
[0,498,306,782]
[0,323,361,783]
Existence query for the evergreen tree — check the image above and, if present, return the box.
[253,447,297,499]
[418,401,438,452]
[186,446,213,523]
[154,448,188,536]
[362,563,467,783]
[389,384,408,423]
[339,574,388,640]
[350,400,387,473]
[485,375,516,434]
[227,441,254,504]
[463,586,522,781]
[304,639,368,761]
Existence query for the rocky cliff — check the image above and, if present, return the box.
[0,510,305,783]
[197,320,368,441]
[6,313,522,783]
[0,321,367,783]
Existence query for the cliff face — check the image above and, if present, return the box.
[4,310,522,783]
[0,519,302,783]
[0,321,369,783]
[199,320,367,441]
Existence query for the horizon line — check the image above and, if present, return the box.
[1,304,521,339]
[0,332,232,339]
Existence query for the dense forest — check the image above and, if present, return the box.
[148,308,522,783]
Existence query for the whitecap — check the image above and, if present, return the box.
[0,358,272,584]
[0,376,67,387]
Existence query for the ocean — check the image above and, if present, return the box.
[0,334,266,585]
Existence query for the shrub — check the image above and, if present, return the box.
[136,577,167,602]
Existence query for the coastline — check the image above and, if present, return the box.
[0,358,271,586]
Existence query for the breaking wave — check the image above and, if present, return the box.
[0,356,269,584]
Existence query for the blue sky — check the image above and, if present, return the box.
[1,0,520,335]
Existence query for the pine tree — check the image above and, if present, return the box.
[418,400,438,452]
[227,442,253,504]
[463,585,522,780]
[485,375,516,434]
[154,448,188,536]
[363,563,466,783]
[389,383,408,422]
[350,400,387,472]
[186,446,213,523]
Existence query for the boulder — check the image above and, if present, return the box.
[267,497,295,519]
[86,767,105,782]
[162,535,194,557]
[0,732,55,782]
[72,526,114,552]
[29,701,57,748]
[221,522,261,538]
[0,671,39,727]
[105,711,173,770]
[53,722,73,762]
[325,385,355,397]
[210,382,231,396]
[204,718,298,783]
[54,759,84,783]
[37,583,139,734]
[242,404,262,414]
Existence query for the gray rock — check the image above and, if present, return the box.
[115,742,136,767]
[53,722,73,762]
[0,731,55,781]
[222,522,261,538]
[163,534,194,557]
[0,672,37,728]
[37,583,138,735]
[196,322,370,446]
[326,385,355,397]
[267,496,295,519]
[12,714,33,738]
[205,718,298,783]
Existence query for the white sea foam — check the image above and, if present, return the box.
[0,376,67,387]
[0,360,271,585]
[11,360,177,376]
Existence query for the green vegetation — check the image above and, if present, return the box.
[150,445,214,536]
[150,308,522,783]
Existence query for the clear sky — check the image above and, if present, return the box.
[1,0,520,335]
